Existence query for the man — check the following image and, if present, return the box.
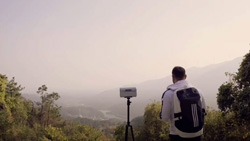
[160,66,206,141]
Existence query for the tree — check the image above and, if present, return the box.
[36,85,61,127]
[37,85,48,126]
[217,51,250,121]
[44,125,67,141]
[61,121,105,141]
[5,77,28,125]
[217,50,250,139]
[136,102,169,141]
[202,107,249,141]
[0,74,12,139]
[5,77,24,97]
[45,92,61,126]
[217,82,236,113]
[114,125,125,141]
[236,50,250,88]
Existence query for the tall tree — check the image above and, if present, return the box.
[217,50,250,121]
[5,77,24,97]
[37,85,48,127]
[36,85,61,127]
[0,74,12,139]
[45,92,60,126]
[217,50,250,139]
[5,77,28,125]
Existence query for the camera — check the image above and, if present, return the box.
[120,87,137,98]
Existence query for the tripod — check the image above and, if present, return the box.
[125,97,134,141]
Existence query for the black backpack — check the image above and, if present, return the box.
[173,87,205,138]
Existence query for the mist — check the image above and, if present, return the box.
[1,0,250,94]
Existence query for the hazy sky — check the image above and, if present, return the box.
[0,0,249,93]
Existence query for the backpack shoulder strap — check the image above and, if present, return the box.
[160,88,174,119]
[161,88,173,99]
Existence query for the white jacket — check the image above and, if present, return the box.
[160,80,206,135]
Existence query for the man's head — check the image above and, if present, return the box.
[172,66,187,83]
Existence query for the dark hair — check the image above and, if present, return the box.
[172,66,186,80]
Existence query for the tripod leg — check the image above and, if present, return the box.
[125,125,129,141]
[130,125,135,141]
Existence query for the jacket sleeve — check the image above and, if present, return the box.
[161,91,172,122]
[198,90,207,115]
[202,94,206,110]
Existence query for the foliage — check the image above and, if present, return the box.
[5,77,24,97]
[216,50,250,140]
[236,50,250,88]
[61,121,105,141]
[217,51,250,121]
[0,74,106,141]
[203,107,250,140]
[5,125,37,141]
[217,82,236,112]
[4,77,30,126]
[45,124,67,141]
[114,125,125,141]
[137,102,169,141]
[0,74,12,139]
[37,85,61,127]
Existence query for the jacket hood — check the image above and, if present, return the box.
[167,80,191,91]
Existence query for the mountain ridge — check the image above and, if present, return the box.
[22,57,243,120]
[86,57,243,119]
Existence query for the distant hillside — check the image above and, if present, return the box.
[72,117,124,128]
[22,57,243,121]
[81,57,242,120]
[60,105,106,120]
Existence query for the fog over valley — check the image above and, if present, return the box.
[22,57,242,120]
